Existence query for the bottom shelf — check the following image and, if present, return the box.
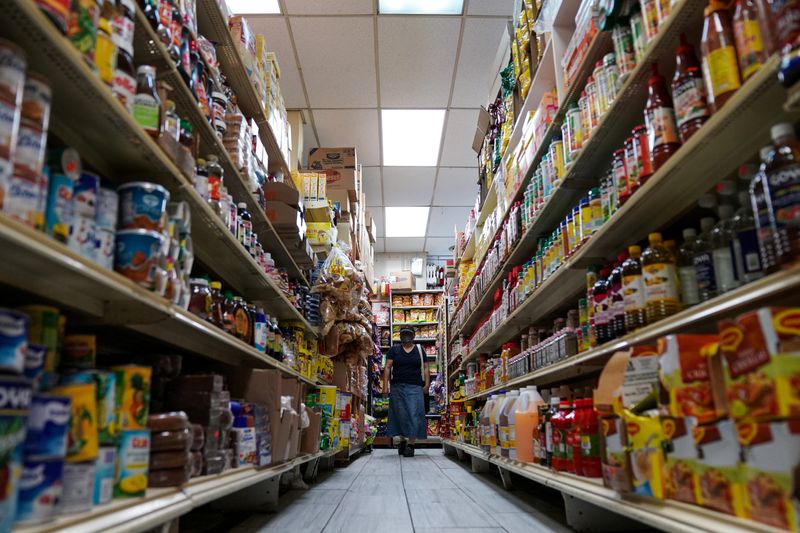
[15,450,336,533]
[442,440,783,533]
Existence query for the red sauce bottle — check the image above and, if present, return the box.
[671,33,710,143]
[644,64,681,172]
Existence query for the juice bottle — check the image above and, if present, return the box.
[672,33,710,143]
[498,390,520,458]
[733,190,764,282]
[751,145,777,271]
[642,233,681,322]
[701,0,742,112]
[732,0,767,80]
[579,398,602,478]
[591,268,612,345]
[609,252,628,340]
[479,396,496,452]
[693,217,719,301]
[711,204,740,293]
[644,64,681,171]
[515,386,544,463]
[764,123,800,270]
[622,245,648,330]
[545,393,560,468]
[677,228,701,306]
[489,393,505,455]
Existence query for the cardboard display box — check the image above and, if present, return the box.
[308,147,358,169]
[263,181,302,208]
[300,408,322,454]
[322,168,358,202]
[328,189,351,215]
[390,271,414,291]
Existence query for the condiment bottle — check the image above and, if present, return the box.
[612,21,637,82]
[237,202,252,252]
[579,398,601,478]
[644,63,681,171]
[632,124,653,184]
[609,252,628,339]
[163,99,180,142]
[622,245,648,330]
[764,123,800,269]
[642,232,681,322]
[188,278,212,321]
[733,0,767,80]
[672,33,710,143]
[612,148,630,206]
[770,0,800,52]
[677,228,701,306]
[132,65,161,138]
[209,280,224,327]
[233,296,252,342]
[640,0,660,41]
[222,290,237,335]
[701,0,741,112]
[591,268,611,345]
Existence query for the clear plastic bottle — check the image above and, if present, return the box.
[764,123,800,270]
[677,228,701,306]
[642,233,681,322]
[693,217,718,302]
[622,245,648,330]
[751,145,776,272]
[733,190,764,282]
[711,205,740,293]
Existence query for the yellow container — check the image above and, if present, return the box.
[112,366,151,430]
[53,383,98,462]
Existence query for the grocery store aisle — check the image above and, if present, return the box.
[232,449,573,533]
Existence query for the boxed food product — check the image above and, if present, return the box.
[694,419,746,517]
[308,147,357,169]
[599,415,632,492]
[662,416,700,504]
[321,168,358,201]
[718,307,800,421]
[624,410,666,499]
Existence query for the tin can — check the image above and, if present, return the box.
[115,429,150,498]
[61,335,96,369]
[114,229,165,289]
[95,228,115,270]
[57,461,95,515]
[44,172,74,243]
[112,365,151,430]
[0,376,33,533]
[23,344,46,386]
[15,458,63,524]
[0,39,26,212]
[34,0,71,34]
[62,370,116,445]
[73,171,99,219]
[0,308,29,374]
[93,446,116,505]
[96,187,118,230]
[18,305,60,373]
[24,393,71,459]
[68,215,97,262]
[51,383,98,462]
[117,181,170,231]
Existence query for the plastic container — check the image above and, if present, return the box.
[117,182,170,231]
[488,393,505,455]
[114,229,165,290]
[642,232,681,322]
[498,390,520,459]
[479,396,496,452]
[622,245,648,330]
[515,387,544,463]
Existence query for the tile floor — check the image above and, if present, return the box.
[232,448,574,533]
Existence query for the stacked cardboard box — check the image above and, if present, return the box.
[262,181,315,267]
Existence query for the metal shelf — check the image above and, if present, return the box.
[461,53,795,363]
[442,440,783,533]
[0,215,319,386]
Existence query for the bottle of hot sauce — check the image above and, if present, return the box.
[645,63,681,171]
[701,0,742,112]
[672,33,710,143]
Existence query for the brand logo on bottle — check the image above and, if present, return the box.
[768,166,800,188]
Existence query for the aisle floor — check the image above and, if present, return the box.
[232,448,574,533]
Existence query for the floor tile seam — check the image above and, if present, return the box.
[319,451,374,532]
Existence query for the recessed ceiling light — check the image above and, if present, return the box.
[385,207,430,237]
[382,109,446,166]
[379,0,464,15]
[226,0,280,14]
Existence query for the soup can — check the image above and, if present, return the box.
[57,461,95,515]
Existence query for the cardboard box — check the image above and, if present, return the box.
[228,368,285,465]
[390,271,414,291]
[300,408,322,454]
[308,147,357,169]
[263,181,301,208]
[265,201,303,231]
[321,168,358,201]
[328,189,351,214]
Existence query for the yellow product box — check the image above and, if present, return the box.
[112,365,151,430]
[319,385,337,415]
[307,222,332,245]
[662,416,700,505]
[623,411,666,499]
[53,383,99,462]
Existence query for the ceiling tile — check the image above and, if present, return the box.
[283,0,373,15]
[374,237,385,253]
[367,206,384,238]
[311,109,380,166]
[378,17,460,107]
[450,17,509,107]
[427,206,471,237]
[382,167,436,206]
[467,0,516,16]
[440,109,480,166]
[290,17,377,107]
[385,237,426,252]
[425,237,455,255]
[434,167,478,206]
[246,16,307,109]
[362,167,382,206]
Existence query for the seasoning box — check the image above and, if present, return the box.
[718,307,800,422]
[623,410,666,499]
[658,334,726,424]
[112,365,151,430]
[662,416,700,505]
[52,383,98,462]
[693,419,746,517]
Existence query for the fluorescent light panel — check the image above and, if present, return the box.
[385,207,430,237]
[382,109,445,166]
[379,0,464,15]
[226,0,280,14]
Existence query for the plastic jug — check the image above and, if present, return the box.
[479,396,497,452]
[489,393,505,455]
[515,386,545,463]
[498,390,521,458]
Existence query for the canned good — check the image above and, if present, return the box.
[112,365,151,430]
[18,305,60,373]
[0,376,33,533]
[603,53,619,106]
[62,370,116,444]
[24,393,71,459]
[15,458,63,524]
[93,446,116,505]
[73,171,100,219]
[114,229,165,289]
[67,0,100,62]
[58,461,95,515]
[630,12,647,62]
[95,228,115,270]
[61,335,96,369]
[117,181,170,231]
[612,23,636,82]
[44,173,74,243]
[0,308,29,374]
[115,429,150,498]
[68,215,97,261]
[96,187,118,230]
[23,344,46,386]
[0,39,26,212]
[51,383,98,462]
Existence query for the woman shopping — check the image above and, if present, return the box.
[383,327,429,457]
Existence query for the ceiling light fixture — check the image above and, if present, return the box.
[381,109,445,166]
[226,0,281,14]
[384,207,430,237]
[379,0,464,15]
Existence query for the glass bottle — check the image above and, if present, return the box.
[188,278,212,321]
[592,268,612,345]
[233,296,251,342]
[545,394,560,469]
[733,191,764,283]
[642,232,681,322]
[132,65,161,138]
[163,99,180,142]
[711,205,740,293]
[672,33,710,143]
[623,245,648,330]
[194,158,208,201]
[206,154,225,220]
[764,123,800,269]
[645,63,681,171]
[237,202,252,252]
[677,228,701,306]
[701,0,742,112]
[733,0,767,80]
[693,217,719,302]
[609,252,628,339]
[246,302,257,346]
[209,280,224,327]
[222,290,237,335]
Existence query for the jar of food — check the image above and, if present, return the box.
[624,136,640,194]
[632,124,653,183]
[630,10,648,62]
[132,65,161,138]
[612,22,637,82]
[585,77,599,131]
[565,104,583,159]
[211,91,227,138]
[612,148,630,207]
[640,0,660,41]
[592,61,608,118]
[188,278,212,321]
[603,53,619,107]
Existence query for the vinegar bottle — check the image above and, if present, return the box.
[672,33,710,143]
[644,63,681,171]
[622,245,648,330]
[701,0,742,112]
[642,233,681,322]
